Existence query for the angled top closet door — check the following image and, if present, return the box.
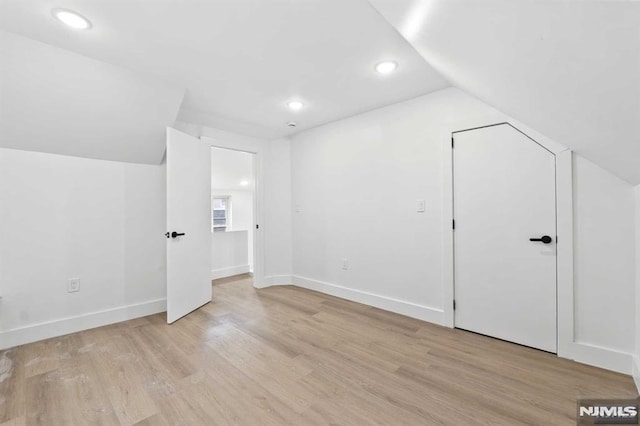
[453,124,557,352]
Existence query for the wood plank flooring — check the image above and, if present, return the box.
[1,274,637,425]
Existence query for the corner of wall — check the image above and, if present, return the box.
[258,275,294,289]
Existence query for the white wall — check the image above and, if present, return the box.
[291,87,636,372]
[211,189,253,271]
[291,88,505,313]
[263,138,293,284]
[211,231,249,279]
[573,156,635,354]
[0,148,166,350]
[225,190,253,233]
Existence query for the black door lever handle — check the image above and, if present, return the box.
[167,231,185,239]
[529,235,552,244]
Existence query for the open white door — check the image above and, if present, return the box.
[166,127,211,323]
[453,124,557,352]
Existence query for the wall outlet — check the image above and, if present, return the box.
[68,278,80,293]
[342,259,349,270]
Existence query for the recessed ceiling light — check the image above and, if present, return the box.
[52,8,92,30]
[240,180,249,186]
[287,122,297,127]
[375,61,398,74]
[287,101,304,111]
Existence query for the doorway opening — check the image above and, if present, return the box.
[210,146,256,285]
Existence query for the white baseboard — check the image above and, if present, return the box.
[290,276,634,376]
[211,264,251,280]
[257,274,293,289]
[562,341,633,375]
[292,275,444,325]
[0,298,166,351]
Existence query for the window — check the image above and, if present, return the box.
[212,196,230,232]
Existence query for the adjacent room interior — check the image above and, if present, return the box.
[210,146,256,281]
[1,0,639,424]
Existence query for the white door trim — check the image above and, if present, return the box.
[555,149,574,359]
[201,138,265,289]
[441,121,573,362]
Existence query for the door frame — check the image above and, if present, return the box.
[199,134,265,289]
[441,121,574,360]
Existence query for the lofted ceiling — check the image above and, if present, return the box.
[0,30,184,164]
[1,0,639,184]
[0,0,448,143]
[369,0,640,184]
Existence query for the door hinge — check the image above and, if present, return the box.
[453,300,456,310]
[451,137,454,148]
[452,219,455,230]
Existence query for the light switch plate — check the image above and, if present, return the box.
[416,199,426,213]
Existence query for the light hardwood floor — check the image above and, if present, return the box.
[1,275,637,425]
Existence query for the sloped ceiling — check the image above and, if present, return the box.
[0,30,184,164]
[2,0,638,180]
[0,0,448,142]
[369,0,640,184]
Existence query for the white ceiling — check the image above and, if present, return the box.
[2,0,639,184]
[0,0,448,140]
[369,0,640,184]
[0,30,184,164]
[211,147,254,192]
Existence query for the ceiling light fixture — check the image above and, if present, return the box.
[375,60,398,74]
[240,180,249,186]
[287,100,304,111]
[52,8,92,30]
[287,122,297,127]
